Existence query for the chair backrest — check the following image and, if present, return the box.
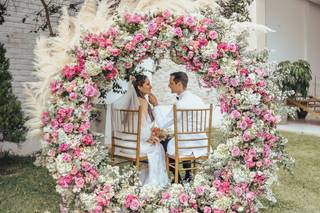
[111,106,142,157]
[173,104,213,157]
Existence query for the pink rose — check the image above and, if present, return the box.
[125,62,133,69]
[105,68,118,79]
[243,131,251,142]
[230,78,238,87]
[81,161,92,171]
[162,192,170,200]
[41,111,50,125]
[240,68,248,76]
[63,123,74,133]
[195,186,205,196]
[58,143,69,152]
[210,53,218,60]
[133,33,145,43]
[239,120,248,130]
[174,27,183,37]
[81,134,94,145]
[130,199,140,211]
[105,62,113,71]
[208,30,218,40]
[213,179,221,188]
[188,51,194,59]
[62,153,72,162]
[185,16,195,26]
[231,146,240,157]
[256,161,263,168]
[246,192,255,202]
[230,110,241,119]
[204,206,212,213]
[79,121,90,133]
[228,43,238,52]
[162,10,172,18]
[179,193,189,205]
[111,48,120,56]
[264,158,271,167]
[69,92,77,101]
[58,175,72,188]
[75,177,84,189]
[234,185,243,196]
[84,84,98,97]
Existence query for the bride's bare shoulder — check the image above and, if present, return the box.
[138,97,148,106]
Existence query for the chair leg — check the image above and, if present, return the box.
[166,155,170,176]
[174,158,179,183]
[136,159,140,171]
[192,159,196,176]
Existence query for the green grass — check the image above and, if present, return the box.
[0,131,319,212]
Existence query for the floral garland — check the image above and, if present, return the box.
[40,10,293,212]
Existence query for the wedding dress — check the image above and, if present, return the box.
[111,80,169,188]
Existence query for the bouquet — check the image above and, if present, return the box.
[151,127,172,141]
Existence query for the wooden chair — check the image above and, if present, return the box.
[166,104,213,183]
[111,106,147,170]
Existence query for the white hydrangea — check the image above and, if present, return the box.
[215,144,230,159]
[80,193,97,211]
[232,166,250,183]
[85,60,102,76]
[213,196,232,210]
[220,58,238,76]
[56,154,72,175]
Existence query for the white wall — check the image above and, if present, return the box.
[265,0,320,96]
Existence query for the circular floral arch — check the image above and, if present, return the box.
[38,9,292,213]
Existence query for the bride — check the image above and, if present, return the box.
[112,74,169,187]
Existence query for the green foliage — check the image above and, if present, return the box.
[217,0,254,22]
[276,60,312,98]
[0,43,27,142]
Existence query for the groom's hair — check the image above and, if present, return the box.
[170,72,188,89]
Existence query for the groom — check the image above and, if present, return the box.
[149,71,207,182]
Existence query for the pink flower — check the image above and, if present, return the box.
[133,33,145,43]
[230,110,241,119]
[41,111,50,125]
[58,143,69,152]
[179,193,189,205]
[105,62,113,71]
[234,185,243,196]
[246,192,255,202]
[130,199,140,211]
[111,48,120,56]
[213,179,221,188]
[243,131,251,142]
[188,51,194,59]
[81,161,92,171]
[174,27,183,37]
[84,84,98,97]
[58,175,72,188]
[204,206,212,213]
[239,120,248,130]
[185,16,195,26]
[162,192,170,200]
[240,68,248,76]
[69,92,77,101]
[228,43,238,52]
[230,78,238,87]
[79,121,90,133]
[162,10,172,18]
[264,158,271,167]
[105,68,118,79]
[256,161,263,168]
[125,62,133,69]
[231,146,240,157]
[217,42,228,52]
[175,15,185,26]
[81,134,94,145]
[210,53,218,60]
[125,42,135,51]
[195,186,205,196]
[63,123,74,134]
[208,30,218,40]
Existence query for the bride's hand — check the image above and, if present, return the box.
[148,93,158,106]
[147,135,160,144]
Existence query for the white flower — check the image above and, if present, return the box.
[85,60,102,76]
[215,144,230,159]
[213,196,232,210]
[56,154,72,175]
[80,193,97,211]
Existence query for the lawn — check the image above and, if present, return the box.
[0,131,319,212]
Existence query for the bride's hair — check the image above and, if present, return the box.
[132,74,148,98]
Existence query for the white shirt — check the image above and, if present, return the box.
[154,90,210,157]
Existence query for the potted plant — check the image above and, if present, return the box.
[277,59,312,119]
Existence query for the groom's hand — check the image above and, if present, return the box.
[147,135,160,144]
[148,93,159,106]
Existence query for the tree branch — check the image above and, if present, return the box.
[39,0,55,36]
